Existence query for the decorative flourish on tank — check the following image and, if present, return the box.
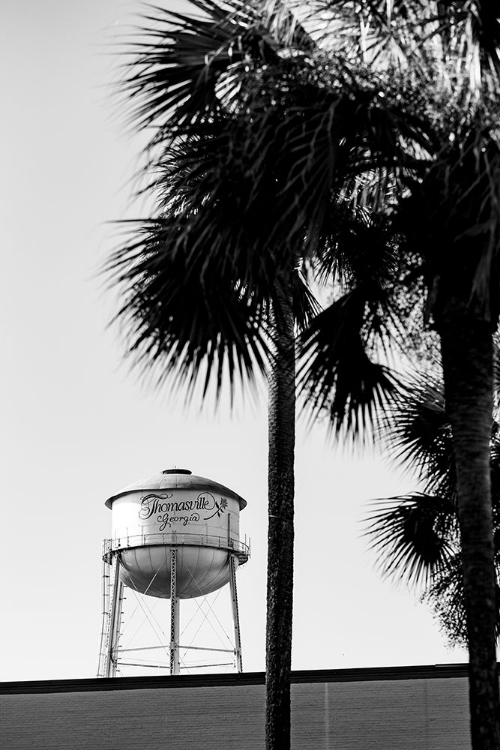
[203,496,228,521]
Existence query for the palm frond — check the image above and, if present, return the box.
[398,132,500,328]
[297,289,401,435]
[106,219,272,400]
[422,553,468,644]
[378,370,456,492]
[292,266,322,331]
[119,1,255,137]
[314,203,398,288]
[135,115,301,302]
[364,492,458,588]
[119,0,317,151]
[119,0,441,256]
[295,1,500,93]
[367,356,500,641]
[424,555,500,645]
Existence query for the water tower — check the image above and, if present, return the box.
[97,469,249,677]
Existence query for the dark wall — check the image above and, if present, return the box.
[0,666,471,749]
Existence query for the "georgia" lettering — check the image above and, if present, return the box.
[158,512,201,531]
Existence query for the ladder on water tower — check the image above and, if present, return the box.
[97,553,124,678]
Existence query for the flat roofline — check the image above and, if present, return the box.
[0,664,478,695]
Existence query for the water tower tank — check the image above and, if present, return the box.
[103,468,249,599]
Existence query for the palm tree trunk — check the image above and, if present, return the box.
[439,317,500,750]
[266,285,296,750]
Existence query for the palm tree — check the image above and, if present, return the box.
[365,369,500,646]
[271,5,500,747]
[107,2,500,748]
[109,4,402,747]
[109,7,326,748]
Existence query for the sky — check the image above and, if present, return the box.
[0,0,467,683]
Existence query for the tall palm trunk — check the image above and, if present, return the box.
[266,283,296,750]
[439,316,500,750]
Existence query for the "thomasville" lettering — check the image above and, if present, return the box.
[139,493,212,521]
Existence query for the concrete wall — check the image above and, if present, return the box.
[0,666,472,749]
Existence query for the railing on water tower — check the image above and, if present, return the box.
[102,531,251,563]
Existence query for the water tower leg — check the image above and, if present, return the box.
[105,553,124,678]
[97,556,110,677]
[170,548,180,675]
[229,554,243,672]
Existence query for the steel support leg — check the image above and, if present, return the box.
[105,553,124,678]
[170,548,180,675]
[229,554,243,672]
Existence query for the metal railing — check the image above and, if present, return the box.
[102,531,250,565]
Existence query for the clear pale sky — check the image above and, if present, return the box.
[0,0,467,682]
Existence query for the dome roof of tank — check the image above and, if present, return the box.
[105,468,247,510]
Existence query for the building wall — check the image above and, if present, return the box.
[0,666,472,750]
